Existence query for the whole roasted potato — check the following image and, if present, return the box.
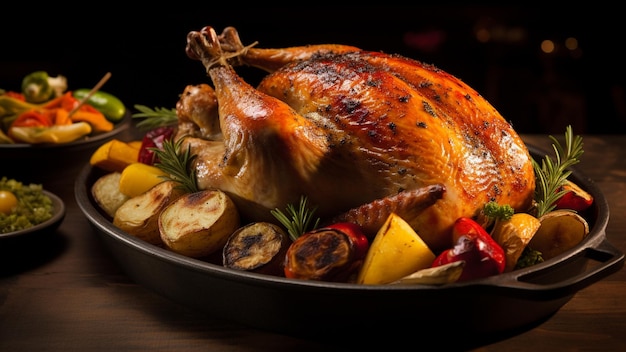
[113,180,183,245]
[159,189,240,258]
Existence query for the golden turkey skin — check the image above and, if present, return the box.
[178,26,535,252]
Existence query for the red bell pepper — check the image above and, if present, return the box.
[324,222,369,260]
[431,217,505,282]
[554,180,593,212]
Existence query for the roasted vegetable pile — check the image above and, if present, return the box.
[88,122,594,285]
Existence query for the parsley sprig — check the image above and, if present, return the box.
[532,125,583,217]
[483,201,514,221]
[271,196,320,241]
[152,137,199,194]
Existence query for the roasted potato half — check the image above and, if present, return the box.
[91,172,129,218]
[113,180,184,245]
[529,209,590,260]
[159,189,240,258]
[491,213,541,272]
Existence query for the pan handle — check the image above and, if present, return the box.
[489,236,624,300]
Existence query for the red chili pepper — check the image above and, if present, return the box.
[431,217,505,282]
[10,110,53,128]
[138,126,175,165]
[4,91,25,101]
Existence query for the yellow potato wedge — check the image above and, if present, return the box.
[113,181,183,245]
[91,172,129,218]
[159,189,240,258]
[491,213,541,272]
[356,213,435,285]
[529,209,590,260]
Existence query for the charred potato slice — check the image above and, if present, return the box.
[223,222,290,276]
[159,189,240,258]
[113,181,183,245]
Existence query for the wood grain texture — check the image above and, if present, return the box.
[1,134,625,351]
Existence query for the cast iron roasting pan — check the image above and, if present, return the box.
[75,144,624,349]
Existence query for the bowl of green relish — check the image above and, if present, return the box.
[0,177,65,239]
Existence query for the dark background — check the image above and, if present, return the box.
[2,5,624,135]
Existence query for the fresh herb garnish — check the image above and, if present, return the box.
[271,196,320,241]
[132,104,178,131]
[152,137,199,194]
[515,246,544,269]
[483,201,514,221]
[532,125,584,217]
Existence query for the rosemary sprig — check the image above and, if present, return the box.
[132,104,178,131]
[271,196,320,241]
[532,125,584,217]
[152,137,199,194]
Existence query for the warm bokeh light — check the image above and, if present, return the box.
[565,37,578,50]
[474,24,526,44]
[476,28,490,43]
[541,39,555,53]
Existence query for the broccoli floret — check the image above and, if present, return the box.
[483,201,515,221]
[21,71,67,103]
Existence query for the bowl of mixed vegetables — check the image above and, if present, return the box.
[0,71,133,183]
[0,71,131,155]
[74,122,624,349]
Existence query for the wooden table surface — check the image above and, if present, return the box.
[1,133,625,351]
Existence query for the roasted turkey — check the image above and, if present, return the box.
[175,26,535,252]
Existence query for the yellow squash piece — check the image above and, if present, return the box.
[0,95,38,123]
[127,140,143,149]
[9,122,92,144]
[90,139,141,173]
[357,213,436,285]
[119,162,168,198]
[69,109,114,132]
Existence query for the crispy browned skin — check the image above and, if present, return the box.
[180,26,535,251]
[327,184,446,239]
